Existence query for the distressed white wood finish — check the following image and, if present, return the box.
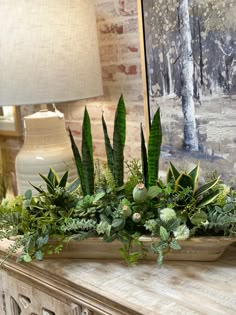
[0,241,236,315]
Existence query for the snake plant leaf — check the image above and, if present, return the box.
[188,164,200,192]
[102,114,114,173]
[148,107,162,187]
[47,168,59,187]
[113,124,124,187]
[175,173,194,192]
[82,107,94,195]
[66,178,80,193]
[38,173,55,194]
[68,128,86,196]
[166,161,180,183]
[114,94,126,146]
[197,190,220,208]
[113,94,126,187]
[195,177,220,198]
[29,183,44,194]
[140,123,148,187]
[58,170,68,188]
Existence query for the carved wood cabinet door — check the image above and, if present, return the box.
[0,271,95,315]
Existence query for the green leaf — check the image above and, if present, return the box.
[66,178,80,193]
[148,108,162,186]
[38,173,55,194]
[93,192,105,203]
[195,177,219,197]
[159,226,169,241]
[36,235,49,248]
[59,171,68,188]
[147,186,162,199]
[29,183,44,194]
[223,203,235,213]
[140,123,148,187]
[190,210,207,225]
[166,161,180,183]
[188,164,200,192]
[175,173,194,191]
[35,250,43,261]
[169,239,181,250]
[197,190,220,208]
[157,250,164,267]
[96,221,111,236]
[113,94,126,187]
[102,114,114,173]
[112,218,125,229]
[24,189,32,200]
[47,168,59,187]
[68,128,86,196]
[167,217,181,231]
[23,253,32,263]
[82,107,94,195]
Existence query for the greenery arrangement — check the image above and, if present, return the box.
[0,95,235,266]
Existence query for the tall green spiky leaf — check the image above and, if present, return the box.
[148,108,162,187]
[82,107,94,195]
[140,123,148,187]
[68,128,86,196]
[113,94,126,187]
[102,114,114,173]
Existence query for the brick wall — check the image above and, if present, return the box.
[1,0,146,188]
[58,0,145,161]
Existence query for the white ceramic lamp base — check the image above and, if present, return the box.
[15,109,77,195]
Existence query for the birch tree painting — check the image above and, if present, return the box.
[142,0,236,183]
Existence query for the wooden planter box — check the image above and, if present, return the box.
[46,236,235,262]
[0,236,235,262]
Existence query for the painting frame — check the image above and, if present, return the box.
[138,0,236,183]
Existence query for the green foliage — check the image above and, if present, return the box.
[166,162,220,211]
[140,124,148,186]
[82,107,94,195]
[124,160,142,198]
[0,95,235,267]
[102,94,126,188]
[69,107,94,196]
[141,108,162,188]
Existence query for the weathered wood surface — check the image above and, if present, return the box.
[0,241,236,315]
[45,236,235,262]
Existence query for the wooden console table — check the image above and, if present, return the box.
[0,241,236,315]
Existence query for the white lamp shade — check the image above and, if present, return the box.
[0,0,103,106]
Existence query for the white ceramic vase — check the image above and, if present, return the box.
[15,109,77,195]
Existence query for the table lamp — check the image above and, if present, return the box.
[0,0,103,194]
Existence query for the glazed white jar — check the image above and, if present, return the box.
[15,109,77,194]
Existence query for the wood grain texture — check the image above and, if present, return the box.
[0,240,236,314]
[46,236,235,261]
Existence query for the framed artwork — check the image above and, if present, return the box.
[140,0,236,183]
[0,106,22,136]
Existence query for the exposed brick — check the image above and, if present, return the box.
[98,18,138,42]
